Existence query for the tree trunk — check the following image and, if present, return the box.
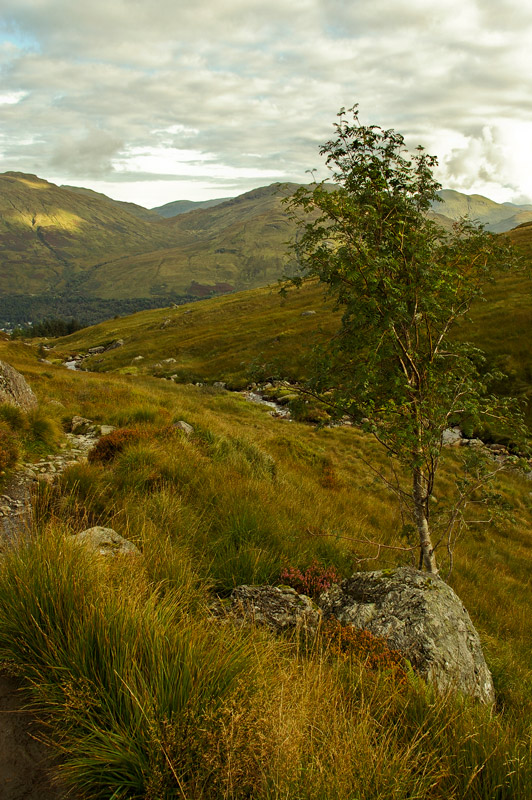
[413,468,438,573]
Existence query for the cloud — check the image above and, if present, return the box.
[1,0,532,205]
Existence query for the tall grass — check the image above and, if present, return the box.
[0,527,257,798]
[1,339,532,796]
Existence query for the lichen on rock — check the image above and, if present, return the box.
[319,567,494,703]
[0,360,38,412]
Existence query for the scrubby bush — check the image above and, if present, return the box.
[0,402,26,432]
[25,408,62,448]
[321,618,407,682]
[280,559,342,599]
[88,427,146,464]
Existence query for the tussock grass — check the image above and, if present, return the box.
[1,338,532,796]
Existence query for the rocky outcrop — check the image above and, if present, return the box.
[212,585,321,635]
[320,567,494,703]
[71,526,140,557]
[0,361,37,411]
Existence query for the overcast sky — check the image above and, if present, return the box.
[1,0,532,208]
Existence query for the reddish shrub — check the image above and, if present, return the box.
[88,428,145,464]
[322,618,407,682]
[280,560,342,599]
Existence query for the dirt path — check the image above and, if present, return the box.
[0,674,71,800]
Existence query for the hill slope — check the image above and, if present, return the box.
[0,175,300,313]
[152,196,231,218]
[0,172,178,296]
[433,189,532,232]
[2,173,531,325]
[67,183,300,299]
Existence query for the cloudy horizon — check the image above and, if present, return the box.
[1,0,532,208]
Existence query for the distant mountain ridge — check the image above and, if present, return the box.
[152,197,231,218]
[433,190,532,233]
[1,171,530,326]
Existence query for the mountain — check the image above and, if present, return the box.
[55,182,300,300]
[1,172,531,327]
[0,172,178,297]
[152,196,231,218]
[433,189,532,232]
[0,174,300,323]
[61,185,162,221]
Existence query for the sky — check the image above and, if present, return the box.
[1,0,532,209]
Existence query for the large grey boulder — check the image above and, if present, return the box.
[0,361,37,411]
[319,567,494,703]
[213,585,321,635]
[71,526,140,557]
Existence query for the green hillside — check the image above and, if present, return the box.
[0,172,177,295]
[434,189,532,232]
[53,236,532,424]
[75,183,300,299]
[0,175,301,319]
[61,184,163,221]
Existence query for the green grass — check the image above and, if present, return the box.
[52,256,532,425]
[1,337,532,797]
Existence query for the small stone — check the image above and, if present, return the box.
[71,526,140,557]
[173,420,193,436]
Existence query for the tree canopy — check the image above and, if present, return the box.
[288,105,525,574]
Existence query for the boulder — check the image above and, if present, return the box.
[214,585,321,635]
[442,427,462,445]
[319,567,494,703]
[0,361,38,411]
[173,420,193,436]
[301,310,316,317]
[72,526,140,557]
[105,339,124,351]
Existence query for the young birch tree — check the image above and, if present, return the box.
[288,106,524,574]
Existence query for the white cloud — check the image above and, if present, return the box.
[1,0,532,205]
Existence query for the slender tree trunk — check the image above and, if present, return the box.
[413,468,438,573]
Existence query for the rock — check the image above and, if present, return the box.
[173,420,193,436]
[132,355,144,362]
[213,381,226,390]
[71,526,140,557]
[462,438,484,448]
[301,310,316,317]
[160,319,171,330]
[162,357,177,363]
[215,585,321,635]
[442,427,462,445]
[0,360,38,411]
[99,425,116,436]
[319,567,494,703]
[105,339,124,351]
[88,346,105,354]
[70,416,99,435]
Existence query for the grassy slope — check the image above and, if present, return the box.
[53,245,532,421]
[0,338,531,796]
[78,183,299,298]
[0,173,178,295]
